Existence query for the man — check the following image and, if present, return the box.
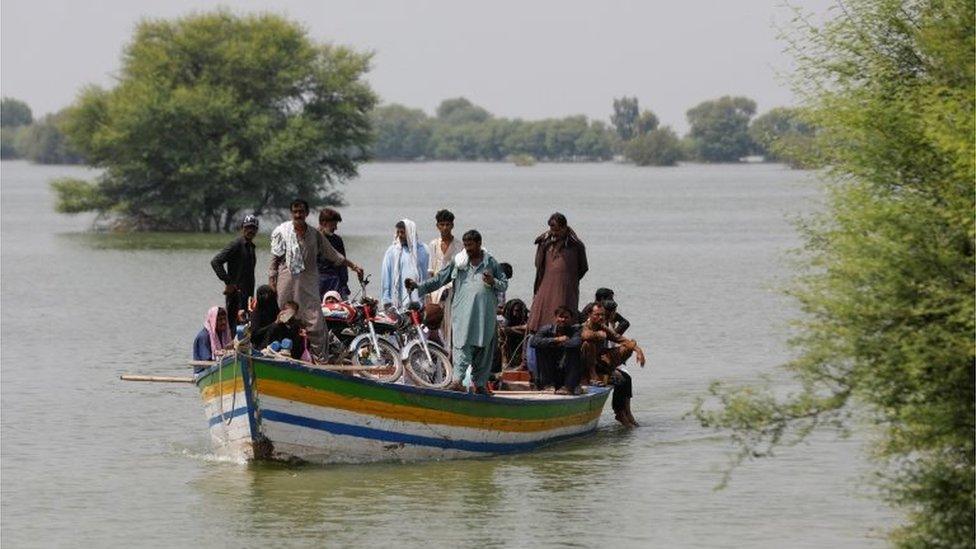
[580,288,631,335]
[211,215,258,334]
[381,219,429,309]
[530,305,584,394]
[317,207,351,300]
[427,209,463,346]
[526,212,588,332]
[269,199,364,362]
[406,230,508,394]
[581,301,646,427]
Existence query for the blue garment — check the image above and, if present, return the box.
[318,232,350,299]
[380,242,430,307]
[416,252,508,389]
[192,328,213,361]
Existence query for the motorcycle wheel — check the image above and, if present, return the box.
[350,338,403,382]
[404,343,453,389]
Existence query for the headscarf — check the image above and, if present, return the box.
[204,306,231,357]
[391,218,421,307]
[253,285,280,330]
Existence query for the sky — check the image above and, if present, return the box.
[1,0,834,132]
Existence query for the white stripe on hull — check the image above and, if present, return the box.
[202,390,252,459]
[255,395,599,464]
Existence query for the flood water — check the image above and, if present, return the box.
[0,160,896,547]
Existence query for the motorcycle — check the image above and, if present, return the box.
[391,301,453,389]
[321,275,402,382]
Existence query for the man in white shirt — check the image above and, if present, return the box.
[427,209,463,348]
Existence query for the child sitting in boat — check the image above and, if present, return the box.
[263,300,308,360]
[192,306,233,361]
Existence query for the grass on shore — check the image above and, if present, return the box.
[62,232,272,250]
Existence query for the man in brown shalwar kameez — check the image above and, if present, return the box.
[526,212,589,333]
[269,199,364,362]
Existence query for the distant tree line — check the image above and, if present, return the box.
[1,98,85,164]
[371,98,614,162]
[370,95,817,168]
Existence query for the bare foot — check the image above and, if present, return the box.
[627,411,640,427]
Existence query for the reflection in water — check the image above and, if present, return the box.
[191,431,633,547]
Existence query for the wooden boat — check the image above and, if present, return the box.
[195,352,611,464]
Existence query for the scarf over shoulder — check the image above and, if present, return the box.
[532,227,588,294]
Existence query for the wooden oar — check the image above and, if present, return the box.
[121,374,195,383]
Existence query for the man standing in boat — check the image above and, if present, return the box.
[317,207,351,300]
[269,199,365,362]
[211,214,259,334]
[427,209,463,348]
[406,230,508,394]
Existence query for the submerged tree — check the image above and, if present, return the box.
[686,96,757,162]
[624,126,683,166]
[610,96,640,141]
[1,97,33,128]
[749,107,818,168]
[694,1,974,546]
[15,109,84,165]
[370,104,432,160]
[54,10,377,231]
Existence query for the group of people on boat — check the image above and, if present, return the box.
[193,199,647,427]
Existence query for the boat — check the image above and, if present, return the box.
[195,352,612,464]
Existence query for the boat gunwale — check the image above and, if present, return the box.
[195,353,611,407]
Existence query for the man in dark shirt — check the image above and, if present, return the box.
[211,215,259,334]
[580,287,630,335]
[530,305,584,394]
[317,208,351,300]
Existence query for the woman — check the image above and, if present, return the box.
[526,212,588,332]
[249,285,280,349]
[192,306,232,361]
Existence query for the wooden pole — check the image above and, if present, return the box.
[121,374,195,383]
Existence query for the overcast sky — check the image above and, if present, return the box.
[1,0,834,131]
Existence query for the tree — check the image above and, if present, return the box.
[371,104,432,160]
[693,1,974,546]
[749,107,818,168]
[55,11,377,231]
[15,109,84,164]
[624,126,683,166]
[610,97,639,141]
[1,97,33,127]
[435,97,491,125]
[636,110,659,135]
[685,96,757,162]
[0,128,20,159]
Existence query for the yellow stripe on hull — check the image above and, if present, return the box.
[201,378,600,433]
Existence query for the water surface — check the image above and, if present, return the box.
[0,160,895,547]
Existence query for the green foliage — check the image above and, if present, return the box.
[370,104,432,160]
[624,126,683,166]
[57,10,377,231]
[749,107,819,168]
[435,97,491,124]
[610,96,639,141]
[694,1,975,545]
[1,97,33,127]
[15,110,84,164]
[50,178,112,213]
[0,127,21,159]
[636,110,659,135]
[686,96,757,162]
[370,97,613,162]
